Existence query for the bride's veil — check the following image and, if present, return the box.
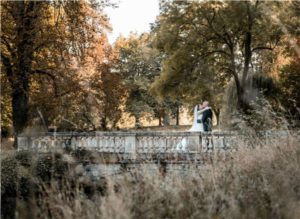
[189,105,198,131]
[193,105,198,125]
[177,104,200,150]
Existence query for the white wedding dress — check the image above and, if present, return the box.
[175,105,204,151]
[189,105,205,132]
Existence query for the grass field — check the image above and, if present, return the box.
[1,132,300,219]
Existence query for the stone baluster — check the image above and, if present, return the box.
[222,135,229,151]
[114,137,121,153]
[158,137,165,153]
[156,136,161,153]
[17,136,29,150]
[165,136,171,153]
[203,135,210,152]
[70,136,76,150]
[137,137,142,153]
[108,137,113,152]
[103,136,108,152]
[111,137,116,152]
[97,136,103,152]
[201,135,207,152]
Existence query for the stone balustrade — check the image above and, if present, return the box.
[17,131,240,156]
[18,130,295,159]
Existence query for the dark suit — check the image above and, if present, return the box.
[202,108,213,132]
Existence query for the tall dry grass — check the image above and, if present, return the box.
[1,133,300,219]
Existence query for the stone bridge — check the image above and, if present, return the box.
[16,130,295,177]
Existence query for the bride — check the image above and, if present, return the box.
[189,103,205,132]
[175,103,205,151]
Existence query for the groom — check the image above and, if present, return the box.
[202,101,213,132]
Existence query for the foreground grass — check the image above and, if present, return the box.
[1,133,300,219]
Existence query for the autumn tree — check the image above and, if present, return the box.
[151,0,284,114]
[277,2,300,125]
[1,0,113,138]
[95,46,126,130]
[279,41,300,127]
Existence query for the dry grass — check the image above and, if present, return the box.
[1,137,14,151]
[1,133,300,219]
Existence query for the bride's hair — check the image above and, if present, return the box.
[197,104,203,111]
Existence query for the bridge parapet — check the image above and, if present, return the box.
[17,131,242,155]
[18,130,297,157]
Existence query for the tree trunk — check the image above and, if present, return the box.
[175,105,180,126]
[242,31,252,87]
[100,117,107,131]
[234,74,251,112]
[135,116,141,129]
[5,1,40,146]
[242,2,253,87]
[11,1,38,143]
[214,109,220,126]
[235,77,245,109]
[158,117,162,126]
[162,113,170,126]
[239,2,253,112]
[231,53,248,111]
[12,84,29,135]
[158,107,164,126]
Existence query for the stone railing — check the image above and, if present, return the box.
[18,130,296,158]
[17,131,240,156]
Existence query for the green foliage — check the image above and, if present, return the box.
[151,0,284,111]
[1,0,299,133]
[115,33,181,126]
[279,42,300,126]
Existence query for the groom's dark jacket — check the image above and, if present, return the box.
[202,108,213,131]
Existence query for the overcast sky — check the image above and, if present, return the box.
[105,0,160,44]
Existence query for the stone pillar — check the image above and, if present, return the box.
[197,134,202,153]
[124,134,137,159]
[186,134,200,152]
[17,136,30,150]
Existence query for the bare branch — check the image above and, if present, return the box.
[32,69,56,80]
[252,46,273,53]
[1,36,16,59]
[204,10,233,51]
[201,50,231,58]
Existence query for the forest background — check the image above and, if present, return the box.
[1,0,300,143]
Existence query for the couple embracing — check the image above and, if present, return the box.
[190,101,213,132]
[175,101,213,151]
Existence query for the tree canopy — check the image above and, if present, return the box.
[151,1,283,108]
[1,0,300,140]
[1,0,118,135]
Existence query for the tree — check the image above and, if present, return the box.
[1,0,112,138]
[114,33,179,127]
[279,40,300,127]
[96,58,126,130]
[279,2,300,126]
[151,0,283,113]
